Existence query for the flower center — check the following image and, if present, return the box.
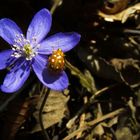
[48,49,65,73]
[23,44,35,60]
[11,34,38,60]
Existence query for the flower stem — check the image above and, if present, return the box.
[39,87,51,140]
[50,0,62,14]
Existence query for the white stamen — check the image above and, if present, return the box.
[12,34,41,61]
[12,48,16,51]
[11,52,21,58]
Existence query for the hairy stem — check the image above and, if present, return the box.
[39,88,51,140]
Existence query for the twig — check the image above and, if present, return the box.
[66,84,117,129]
[76,96,87,139]
[39,88,51,140]
[88,108,125,126]
[90,83,118,103]
[123,29,140,35]
[63,108,126,140]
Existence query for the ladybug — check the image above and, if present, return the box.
[48,49,65,73]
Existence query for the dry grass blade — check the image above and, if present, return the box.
[63,108,126,140]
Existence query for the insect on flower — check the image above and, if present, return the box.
[48,48,65,73]
[0,8,81,93]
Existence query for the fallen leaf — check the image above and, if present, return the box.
[110,58,140,86]
[98,3,140,23]
[116,127,133,140]
[31,90,69,133]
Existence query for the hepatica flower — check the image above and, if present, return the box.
[0,8,80,93]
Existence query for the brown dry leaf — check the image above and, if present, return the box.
[98,3,140,23]
[110,58,140,86]
[115,127,133,140]
[1,94,39,140]
[110,58,140,71]
[31,90,69,133]
[92,124,104,138]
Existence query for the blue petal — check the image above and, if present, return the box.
[0,18,23,45]
[38,32,81,55]
[1,59,30,93]
[0,50,15,70]
[26,8,52,45]
[32,55,68,90]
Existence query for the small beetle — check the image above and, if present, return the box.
[48,49,65,73]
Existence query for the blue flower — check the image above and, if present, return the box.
[0,8,80,93]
